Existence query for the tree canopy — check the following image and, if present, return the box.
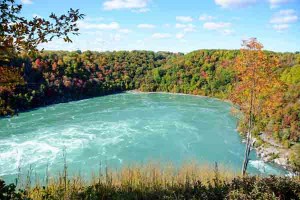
[0,0,84,63]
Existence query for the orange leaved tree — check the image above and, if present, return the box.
[231,38,282,176]
[0,66,25,87]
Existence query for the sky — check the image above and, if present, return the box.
[19,0,300,53]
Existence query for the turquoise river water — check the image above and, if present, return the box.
[0,92,288,182]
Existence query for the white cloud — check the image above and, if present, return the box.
[175,24,185,29]
[268,0,293,8]
[137,24,156,29]
[176,33,185,39]
[119,29,132,33]
[270,9,298,31]
[176,16,193,23]
[175,23,196,32]
[279,9,296,15]
[21,0,33,4]
[222,29,235,35]
[215,0,296,9]
[103,0,150,10]
[203,22,231,30]
[199,14,215,21]
[112,33,122,41]
[270,9,298,24]
[203,22,234,35]
[78,21,120,30]
[273,24,290,31]
[39,31,128,52]
[133,8,150,13]
[214,0,257,8]
[152,33,172,39]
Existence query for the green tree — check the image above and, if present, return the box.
[0,0,84,64]
[281,65,300,84]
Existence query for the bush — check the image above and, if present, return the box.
[0,179,24,200]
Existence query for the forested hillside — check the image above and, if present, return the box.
[0,49,299,170]
[0,50,175,114]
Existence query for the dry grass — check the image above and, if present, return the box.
[2,161,299,199]
[15,161,235,199]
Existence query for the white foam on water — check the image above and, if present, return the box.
[96,135,124,147]
[249,160,282,175]
[0,93,288,180]
[50,127,96,150]
[228,150,241,157]
[0,125,99,176]
[0,140,60,176]
[286,171,297,177]
[144,124,164,133]
[173,121,198,132]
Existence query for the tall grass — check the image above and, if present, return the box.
[20,162,234,199]
[2,160,298,200]
[1,151,299,199]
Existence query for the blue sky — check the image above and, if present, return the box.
[19,0,300,52]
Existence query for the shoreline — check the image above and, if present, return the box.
[128,89,233,104]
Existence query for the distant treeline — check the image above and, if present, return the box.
[0,49,299,170]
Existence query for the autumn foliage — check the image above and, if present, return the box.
[0,66,25,87]
[230,38,284,134]
[0,48,299,169]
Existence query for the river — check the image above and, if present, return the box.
[0,92,288,182]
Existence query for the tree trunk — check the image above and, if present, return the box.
[242,59,255,176]
[242,132,252,176]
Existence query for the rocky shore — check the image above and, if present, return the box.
[254,133,296,174]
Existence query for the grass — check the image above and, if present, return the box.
[1,161,300,200]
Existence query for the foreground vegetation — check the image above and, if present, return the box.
[1,163,299,200]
